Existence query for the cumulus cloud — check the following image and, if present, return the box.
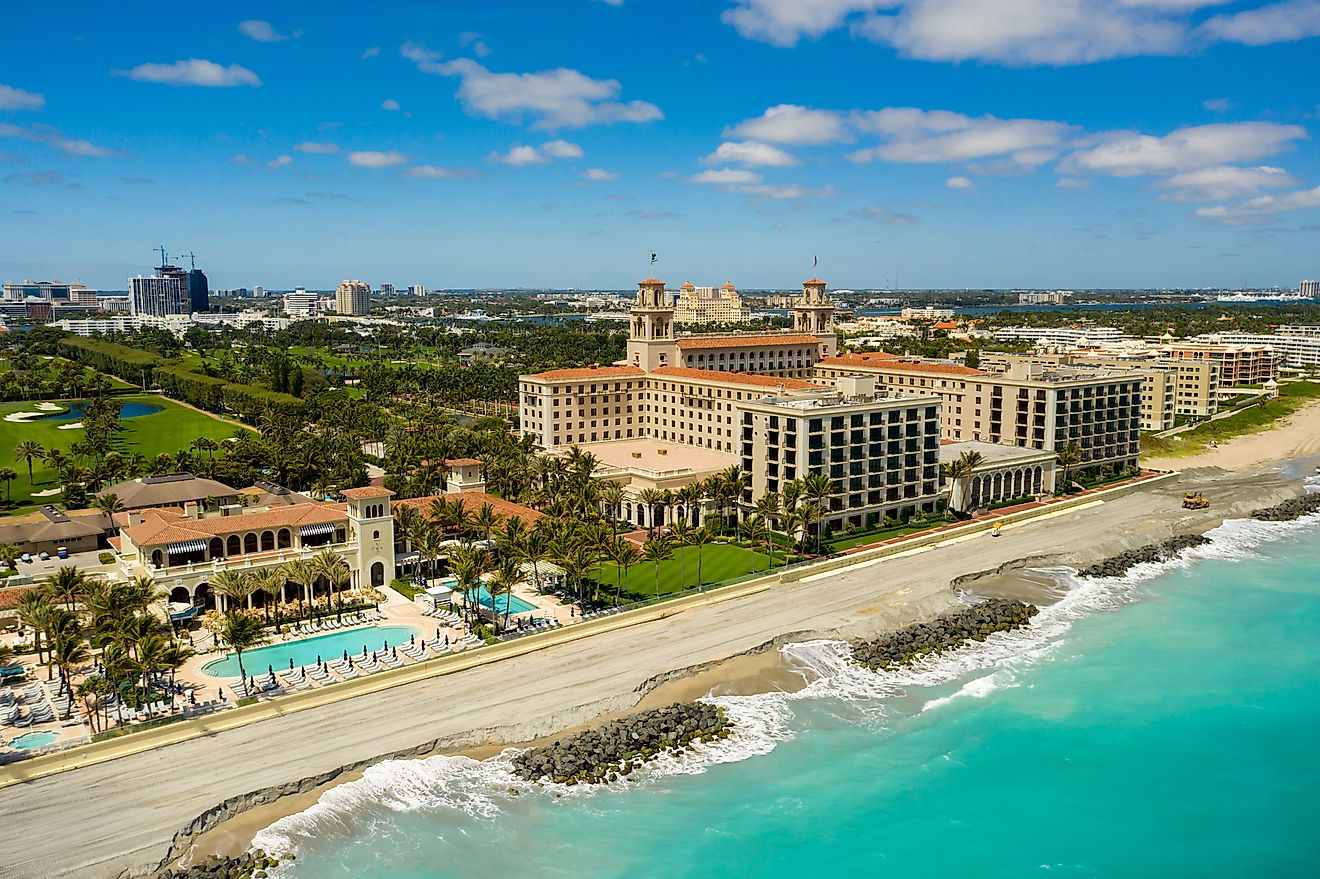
[1155,165,1298,201]
[946,175,975,190]
[489,140,583,165]
[690,168,764,185]
[724,104,850,145]
[1198,0,1320,46]
[267,154,293,170]
[721,0,884,46]
[703,140,800,167]
[848,108,1074,167]
[0,122,118,157]
[295,141,339,154]
[403,47,661,129]
[1196,184,1320,225]
[1063,122,1307,176]
[381,99,401,111]
[741,182,837,199]
[347,150,408,168]
[406,164,479,179]
[1055,177,1091,190]
[238,20,296,42]
[0,84,44,111]
[689,166,834,200]
[458,32,492,57]
[119,59,261,87]
[580,167,618,181]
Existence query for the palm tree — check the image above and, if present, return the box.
[472,502,501,543]
[254,567,286,625]
[607,539,641,606]
[0,466,15,502]
[14,440,44,485]
[487,555,521,632]
[212,570,255,614]
[636,487,664,534]
[641,535,674,601]
[91,492,125,517]
[740,514,772,572]
[48,565,86,611]
[669,519,692,591]
[47,632,89,698]
[676,483,702,527]
[801,472,834,554]
[219,611,269,696]
[753,490,781,564]
[0,542,19,571]
[15,587,52,665]
[449,543,488,624]
[600,480,626,530]
[284,558,317,620]
[687,523,714,590]
[1057,441,1084,493]
[312,549,350,620]
[941,449,986,513]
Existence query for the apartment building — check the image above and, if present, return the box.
[739,376,946,530]
[1160,342,1277,385]
[993,326,1126,346]
[335,280,372,316]
[1196,331,1320,370]
[673,281,751,324]
[116,487,396,611]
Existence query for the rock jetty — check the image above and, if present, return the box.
[851,599,1038,671]
[511,702,730,785]
[1077,534,1211,578]
[164,849,286,879]
[1251,493,1320,522]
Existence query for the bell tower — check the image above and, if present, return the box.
[794,278,837,357]
[627,278,677,372]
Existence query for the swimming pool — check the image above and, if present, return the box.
[36,401,163,421]
[9,730,60,750]
[468,586,538,615]
[201,625,422,678]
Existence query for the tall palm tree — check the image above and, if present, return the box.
[48,566,86,611]
[312,549,350,620]
[0,466,16,502]
[687,523,714,590]
[941,449,986,513]
[219,611,269,696]
[641,535,674,601]
[668,519,692,591]
[740,514,772,572]
[254,567,286,625]
[636,488,664,534]
[15,587,53,665]
[801,472,834,554]
[607,539,641,606]
[91,492,125,517]
[472,502,501,544]
[14,440,44,485]
[600,480,626,533]
[487,555,521,632]
[1057,441,1084,493]
[284,558,317,620]
[753,491,781,564]
[211,570,255,614]
[449,543,487,625]
[47,632,89,698]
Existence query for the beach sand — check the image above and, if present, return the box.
[0,462,1304,879]
[1144,397,1320,472]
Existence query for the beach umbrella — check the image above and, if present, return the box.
[410,634,415,645]
[384,639,390,650]
[343,650,348,662]
[317,654,322,664]
[268,664,274,676]
[289,658,295,670]
[392,647,397,660]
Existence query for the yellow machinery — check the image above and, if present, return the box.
[1182,492,1209,510]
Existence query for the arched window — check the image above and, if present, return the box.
[151,549,163,568]
[227,535,241,556]
[208,537,224,559]
[277,528,292,549]
[260,531,275,551]
[370,561,385,588]
[244,533,258,553]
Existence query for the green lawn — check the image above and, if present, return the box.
[0,394,247,511]
[827,522,934,551]
[1143,380,1320,458]
[592,542,797,600]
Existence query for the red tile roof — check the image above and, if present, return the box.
[124,503,348,547]
[650,366,821,390]
[819,355,986,377]
[676,334,820,350]
[0,586,33,611]
[934,321,959,330]
[340,487,395,499]
[819,352,900,366]
[395,492,543,525]
[640,278,664,285]
[444,458,482,467]
[528,365,646,381]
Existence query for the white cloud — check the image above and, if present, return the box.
[724,104,850,145]
[721,0,884,46]
[1155,165,1298,201]
[1199,0,1320,46]
[381,99,401,111]
[267,154,293,170]
[946,175,975,190]
[295,141,339,154]
[0,122,118,157]
[238,20,295,42]
[458,32,492,57]
[848,108,1074,166]
[1063,122,1307,176]
[1055,177,1091,190]
[362,46,381,60]
[741,182,837,199]
[403,49,661,129]
[856,205,920,225]
[406,165,478,179]
[1196,184,1320,225]
[119,59,261,88]
[0,84,44,111]
[540,139,584,159]
[581,167,618,181]
[703,141,800,167]
[348,150,408,168]
[690,168,764,185]
[1202,97,1235,112]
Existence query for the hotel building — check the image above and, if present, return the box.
[335,279,372,316]
[1193,331,1320,371]
[673,281,751,324]
[1159,342,1277,385]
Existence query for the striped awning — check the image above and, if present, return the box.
[299,522,336,538]
[167,540,206,555]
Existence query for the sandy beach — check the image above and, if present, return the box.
[1144,398,1320,471]
[0,463,1307,879]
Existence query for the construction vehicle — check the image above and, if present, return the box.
[1182,492,1210,510]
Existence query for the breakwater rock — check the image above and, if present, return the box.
[851,599,1038,671]
[164,849,287,879]
[1251,493,1320,522]
[511,702,731,785]
[1077,534,1211,578]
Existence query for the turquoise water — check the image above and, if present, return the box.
[202,625,422,678]
[8,730,60,749]
[469,586,537,615]
[35,400,162,421]
[257,513,1320,877]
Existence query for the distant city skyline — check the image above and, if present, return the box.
[3,1,1319,290]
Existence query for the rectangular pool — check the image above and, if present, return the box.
[201,625,422,678]
[468,586,537,615]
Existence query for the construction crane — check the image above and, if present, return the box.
[177,251,198,270]
[155,245,169,268]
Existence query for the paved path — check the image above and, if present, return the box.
[0,472,1290,879]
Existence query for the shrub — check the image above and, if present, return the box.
[98,552,116,565]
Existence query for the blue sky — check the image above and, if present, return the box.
[2,1,1319,291]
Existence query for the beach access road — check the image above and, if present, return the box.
[0,468,1295,879]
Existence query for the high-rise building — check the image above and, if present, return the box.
[186,269,209,313]
[3,279,88,302]
[380,283,396,297]
[408,284,425,297]
[1302,279,1318,298]
[130,275,186,317]
[673,281,751,324]
[284,288,319,318]
[335,280,371,316]
[253,286,266,298]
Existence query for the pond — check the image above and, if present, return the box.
[36,401,163,421]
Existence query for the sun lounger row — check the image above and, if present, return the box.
[290,611,387,635]
[578,607,626,621]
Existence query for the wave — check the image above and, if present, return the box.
[252,511,1320,863]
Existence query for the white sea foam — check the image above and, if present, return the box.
[252,511,1320,862]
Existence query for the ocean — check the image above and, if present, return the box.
[255,510,1320,878]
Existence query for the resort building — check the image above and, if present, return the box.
[672,281,751,325]
[1017,291,1068,305]
[900,306,955,321]
[0,506,111,557]
[1192,332,1320,371]
[99,473,242,512]
[815,357,1143,476]
[114,487,397,612]
[566,439,730,528]
[939,440,1058,510]
[1159,342,1277,386]
[992,326,1126,346]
